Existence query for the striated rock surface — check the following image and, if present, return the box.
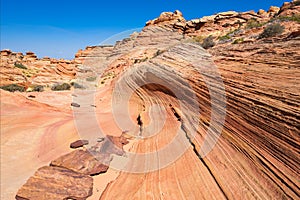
[50,149,111,175]
[15,166,93,200]
[2,1,300,200]
[15,133,129,199]
[98,2,300,200]
[0,50,77,89]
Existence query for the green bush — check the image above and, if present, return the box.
[0,84,25,92]
[259,23,285,39]
[51,83,71,91]
[14,62,27,69]
[201,36,215,49]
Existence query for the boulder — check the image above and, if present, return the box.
[268,6,280,14]
[0,49,12,56]
[257,9,267,15]
[146,10,185,27]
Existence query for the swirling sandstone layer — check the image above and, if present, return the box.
[1,1,299,200]
[98,2,299,199]
[98,28,299,200]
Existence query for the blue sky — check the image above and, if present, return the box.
[1,0,286,59]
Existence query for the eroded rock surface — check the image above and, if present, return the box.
[0,50,77,89]
[4,1,300,200]
[50,149,111,175]
[15,166,93,200]
[15,134,129,199]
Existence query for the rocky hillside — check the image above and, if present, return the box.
[0,50,77,89]
[1,1,300,200]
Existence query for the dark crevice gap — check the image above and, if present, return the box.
[170,104,181,121]
[137,114,143,136]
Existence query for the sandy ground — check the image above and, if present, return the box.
[0,86,140,200]
[0,90,81,199]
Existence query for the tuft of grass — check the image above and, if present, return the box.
[219,34,231,41]
[192,35,205,43]
[218,29,242,42]
[258,23,285,39]
[51,83,71,91]
[232,38,244,44]
[0,84,25,92]
[201,35,215,49]
[14,62,27,69]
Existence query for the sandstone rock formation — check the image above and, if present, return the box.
[16,134,129,199]
[0,50,77,89]
[15,166,93,200]
[1,1,300,200]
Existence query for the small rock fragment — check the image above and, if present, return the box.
[71,102,80,107]
[70,139,89,149]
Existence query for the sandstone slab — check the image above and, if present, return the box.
[15,166,93,200]
[50,149,111,176]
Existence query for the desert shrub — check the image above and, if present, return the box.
[293,0,300,6]
[201,36,215,49]
[14,62,27,69]
[246,18,265,29]
[258,23,285,39]
[276,15,300,23]
[218,29,242,43]
[32,85,44,92]
[219,34,231,41]
[192,35,205,43]
[51,83,71,91]
[0,84,25,92]
[86,76,96,82]
[232,38,244,44]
